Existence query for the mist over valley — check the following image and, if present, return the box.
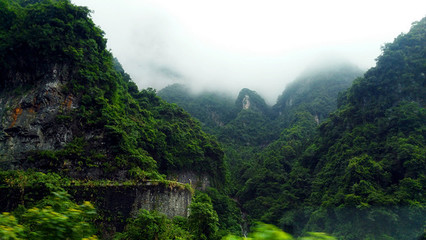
[0,1,425,239]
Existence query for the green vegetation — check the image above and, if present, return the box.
[233,18,426,240]
[206,188,242,237]
[114,210,192,240]
[158,84,237,134]
[188,192,220,240]
[0,191,98,240]
[113,191,220,240]
[299,18,426,239]
[224,223,336,240]
[0,169,192,193]
[0,0,227,237]
[159,18,426,240]
[0,0,225,183]
[0,0,425,239]
[0,189,220,240]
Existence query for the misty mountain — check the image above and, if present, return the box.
[158,17,426,240]
[235,88,271,115]
[238,17,426,240]
[158,62,366,213]
[159,62,363,153]
[158,85,274,146]
[0,0,424,239]
[158,84,236,132]
[303,18,426,238]
[233,63,364,229]
[273,62,363,121]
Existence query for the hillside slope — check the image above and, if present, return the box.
[158,84,236,133]
[0,0,225,184]
[303,18,426,239]
[235,63,363,227]
[239,17,425,240]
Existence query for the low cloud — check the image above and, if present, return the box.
[73,0,426,104]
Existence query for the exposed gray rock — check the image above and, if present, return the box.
[132,183,191,218]
[0,64,111,176]
[242,95,250,110]
[0,63,77,168]
[167,171,211,190]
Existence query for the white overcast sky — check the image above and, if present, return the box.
[72,0,425,104]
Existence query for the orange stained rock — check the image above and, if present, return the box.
[10,106,23,128]
[63,95,73,109]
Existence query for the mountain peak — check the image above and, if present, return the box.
[236,88,270,115]
[273,62,363,121]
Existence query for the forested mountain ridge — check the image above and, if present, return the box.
[159,62,363,182]
[235,88,271,115]
[234,63,363,231]
[302,18,426,239]
[158,84,236,132]
[159,63,361,148]
[239,18,425,240]
[273,63,363,122]
[158,86,274,146]
[159,18,426,240]
[0,0,225,183]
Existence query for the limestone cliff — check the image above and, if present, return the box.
[0,63,79,168]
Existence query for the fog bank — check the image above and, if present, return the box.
[72,0,426,104]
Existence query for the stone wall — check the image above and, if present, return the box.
[0,183,192,235]
[167,170,210,190]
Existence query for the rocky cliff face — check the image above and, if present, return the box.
[0,63,113,180]
[0,63,78,168]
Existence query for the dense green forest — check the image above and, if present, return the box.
[159,63,363,198]
[160,18,426,240]
[0,0,425,239]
